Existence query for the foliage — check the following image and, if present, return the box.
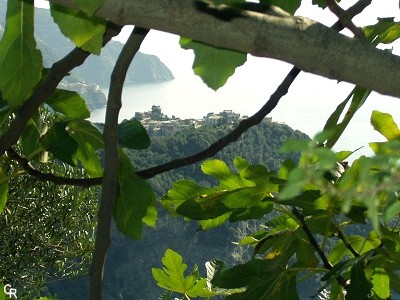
[0,161,98,299]
[0,0,400,299]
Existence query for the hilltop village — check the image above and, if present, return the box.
[134,105,274,136]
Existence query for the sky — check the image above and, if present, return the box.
[36,0,400,158]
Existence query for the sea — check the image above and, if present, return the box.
[90,67,400,163]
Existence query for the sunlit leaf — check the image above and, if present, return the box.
[162,158,275,228]
[50,3,105,54]
[364,18,400,45]
[180,38,246,90]
[0,0,43,106]
[114,150,157,239]
[151,249,219,297]
[46,89,90,120]
[371,267,390,299]
[371,110,400,141]
[118,119,150,149]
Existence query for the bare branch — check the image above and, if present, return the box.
[136,0,372,180]
[326,0,365,39]
[48,0,400,98]
[137,67,300,179]
[5,148,102,187]
[90,27,149,300]
[291,207,348,288]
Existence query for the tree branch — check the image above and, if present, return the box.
[5,148,102,187]
[326,0,365,39]
[6,1,372,186]
[291,207,348,288]
[48,0,400,98]
[0,24,121,156]
[90,27,149,300]
[136,0,372,180]
[137,67,300,179]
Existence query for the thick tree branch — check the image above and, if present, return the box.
[6,1,371,186]
[48,0,400,98]
[0,24,121,156]
[136,0,372,179]
[90,27,149,300]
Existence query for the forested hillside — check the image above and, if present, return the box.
[48,120,310,299]
[128,120,308,196]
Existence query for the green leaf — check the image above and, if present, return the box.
[162,158,276,228]
[114,150,157,239]
[0,282,5,300]
[201,159,254,189]
[279,168,308,200]
[364,18,400,45]
[278,190,323,215]
[371,110,400,141]
[212,259,299,300]
[151,249,214,297]
[312,0,341,9]
[0,169,8,214]
[20,118,41,159]
[118,119,150,149]
[41,121,78,166]
[0,98,11,127]
[50,3,106,55]
[73,0,105,16]
[371,267,390,299]
[324,86,371,148]
[180,38,246,90]
[260,0,301,14]
[346,261,372,300]
[67,120,104,176]
[46,89,90,120]
[0,0,43,107]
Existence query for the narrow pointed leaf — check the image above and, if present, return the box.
[0,0,42,106]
